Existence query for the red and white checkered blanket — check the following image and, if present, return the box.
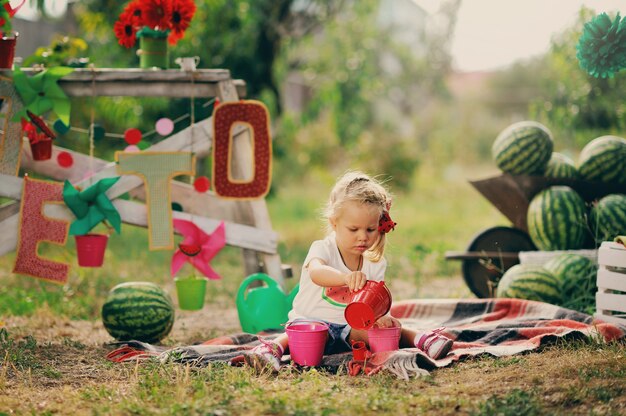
[106,298,625,379]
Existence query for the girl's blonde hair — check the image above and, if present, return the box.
[323,171,392,262]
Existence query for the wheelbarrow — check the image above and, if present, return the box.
[445,173,625,298]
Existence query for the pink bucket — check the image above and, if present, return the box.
[285,321,329,366]
[367,326,401,353]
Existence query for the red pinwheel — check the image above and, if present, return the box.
[171,219,226,280]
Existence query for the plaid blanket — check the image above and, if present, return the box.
[106,298,626,379]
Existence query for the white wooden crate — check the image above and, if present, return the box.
[595,241,626,326]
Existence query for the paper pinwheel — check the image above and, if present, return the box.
[63,177,122,236]
[171,219,226,280]
[12,66,74,126]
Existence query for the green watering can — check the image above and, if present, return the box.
[236,273,299,333]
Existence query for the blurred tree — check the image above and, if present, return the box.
[274,0,460,189]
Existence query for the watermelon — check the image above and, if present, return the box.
[492,121,553,175]
[496,264,561,304]
[543,253,597,296]
[589,194,626,242]
[527,186,589,250]
[102,282,175,343]
[544,152,579,179]
[322,286,352,306]
[578,135,626,184]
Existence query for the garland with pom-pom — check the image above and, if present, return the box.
[576,12,626,78]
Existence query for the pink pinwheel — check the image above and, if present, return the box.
[171,219,226,280]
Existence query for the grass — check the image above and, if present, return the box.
[0,164,624,414]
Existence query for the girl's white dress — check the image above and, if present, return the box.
[288,232,387,325]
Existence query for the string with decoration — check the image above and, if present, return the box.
[576,12,626,78]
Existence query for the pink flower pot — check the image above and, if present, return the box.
[75,234,108,267]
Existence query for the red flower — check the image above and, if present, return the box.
[140,0,172,31]
[123,0,143,26]
[114,11,138,48]
[168,0,196,45]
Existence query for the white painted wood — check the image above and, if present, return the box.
[11,68,247,98]
[593,312,626,326]
[0,174,23,200]
[0,214,19,257]
[598,242,626,268]
[597,267,626,292]
[0,175,278,254]
[595,292,626,313]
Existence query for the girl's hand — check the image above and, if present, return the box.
[373,315,401,328]
[344,271,367,293]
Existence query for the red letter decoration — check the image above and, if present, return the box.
[13,176,70,283]
[116,151,195,250]
[0,76,26,176]
[212,100,272,199]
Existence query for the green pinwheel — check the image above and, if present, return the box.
[63,177,122,236]
[12,66,74,126]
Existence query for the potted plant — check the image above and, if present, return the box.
[0,0,25,69]
[174,273,207,311]
[22,35,90,68]
[62,177,122,267]
[170,219,226,310]
[23,110,55,161]
[114,0,197,69]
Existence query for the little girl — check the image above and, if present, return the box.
[245,171,453,371]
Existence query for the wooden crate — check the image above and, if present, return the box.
[595,241,626,326]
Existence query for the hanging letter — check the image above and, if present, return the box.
[212,100,272,199]
[0,76,26,176]
[13,176,70,283]
[116,151,195,250]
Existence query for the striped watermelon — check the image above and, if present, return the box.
[544,152,579,179]
[543,253,597,297]
[527,186,588,250]
[578,135,626,184]
[492,121,553,175]
[496,264,561,304]
[102,282,175,343]
[589,194,626,242]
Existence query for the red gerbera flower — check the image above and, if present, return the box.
[114,11,138,48]
[123,0,143,26]
[140,0,172,31]
[168,0,196,45]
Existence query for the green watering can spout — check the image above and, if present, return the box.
[236,273,292,334]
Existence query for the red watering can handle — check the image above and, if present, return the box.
[4,0,26,17]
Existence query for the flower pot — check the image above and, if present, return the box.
[0,33,18,69]
[75,234,108,267]
[175,276,207,310]
[137,35,169,69]
[30,139,52,161]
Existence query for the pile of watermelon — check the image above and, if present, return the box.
[491,121,626,250]
[492,121,626,184]
[496,253,597,313]
[490,121,626,311]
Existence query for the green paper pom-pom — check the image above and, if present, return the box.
[576,12,626,78]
